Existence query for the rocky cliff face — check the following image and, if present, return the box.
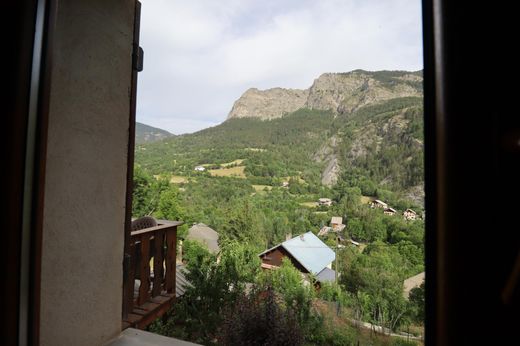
[227,70,422,120]
[305,71,422,114]
[227,87,308,120]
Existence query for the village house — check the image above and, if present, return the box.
[259,232,336,284]
[194,165,206,172]
[384,207,397,216]
[318,197,333,207]
[330,216,346,232]
[403,208,418,221]
[318,217,345,237]
[281,181,289,188]
[371,199,388,209]
[317,226,332,236]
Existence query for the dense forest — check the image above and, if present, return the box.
[133,77,425,345]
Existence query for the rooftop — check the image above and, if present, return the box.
[316,267,336,283]
[186,223,220,254]
[403,271,425,298]
[331,216,343,224]
[260,231,335,275]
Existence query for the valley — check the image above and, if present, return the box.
[135,69,425,345]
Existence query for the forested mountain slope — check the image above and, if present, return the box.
[136,70,424,205]
[134,71,426,342]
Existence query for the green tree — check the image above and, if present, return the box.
[343,243,410,330]
[408,282,425,324]
[150,241,261,344]
[259,258,315,326]
[155,185,185,221]
[132,165,156,217]
[221,199,264,244]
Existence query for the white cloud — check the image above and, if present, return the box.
[137,0,423,134]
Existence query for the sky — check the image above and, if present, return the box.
[137,0,423,135]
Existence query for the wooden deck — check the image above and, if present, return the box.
[122,291,176,330]
[122,220,182,330]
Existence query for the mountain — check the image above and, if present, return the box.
[135,122,173,144]
[133,70,426,341]
[227,87,308,120]
[136,70,424,206]
[227,70,422,120]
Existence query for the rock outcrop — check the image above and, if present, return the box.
[227,87,308,120]
[227,70,422,120]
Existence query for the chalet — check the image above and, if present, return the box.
[259,232,336,283]
[194,165,206,171]
[318,198,333,206]
[330,216,346,232]
[384,207,397,215]
[186,223,220,254]
[403,208,418,220]
[371,199,388,209]
[317,226,332,236]
[282,181,289,187]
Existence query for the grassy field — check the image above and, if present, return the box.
[201,159,244,168]
[282,175,306,184]
[360,195,374,204]
[252,185,273,192]
[170,175,188,184]
[221,159,244,167]
[209,166,246,178]
[300,201,318,208]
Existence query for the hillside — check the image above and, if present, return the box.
[134,70,426,342]
[136,122,174,144]
[136,71,424,206]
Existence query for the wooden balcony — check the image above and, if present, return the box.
[122,219,182,330]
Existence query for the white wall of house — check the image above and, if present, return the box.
[40,1,134,345]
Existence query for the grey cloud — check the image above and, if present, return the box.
[137,0,422,134]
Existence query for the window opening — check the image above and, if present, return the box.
[131,1,425,343]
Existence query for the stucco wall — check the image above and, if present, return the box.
[40,1,134,345]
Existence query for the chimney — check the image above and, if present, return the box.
[300,234,304,241]
[176,239,183,264]
[285,233,292,241]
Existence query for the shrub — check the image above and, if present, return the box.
[218,287,304,346]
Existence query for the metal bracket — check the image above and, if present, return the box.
[132,44,143,72]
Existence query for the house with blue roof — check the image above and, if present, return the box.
[259,231,336,283]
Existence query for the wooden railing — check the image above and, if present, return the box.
[122,220,182,321]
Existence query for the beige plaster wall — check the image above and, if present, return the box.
[40,1,134,345]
